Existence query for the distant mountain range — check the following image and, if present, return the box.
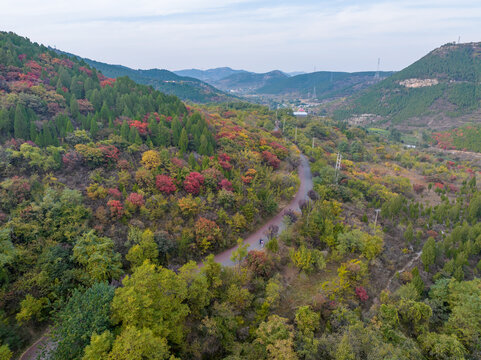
[174,67,392,101]
[173,67,248,82]
[58,53,239,103]
[174,67,290,94]
[331,42,481,130]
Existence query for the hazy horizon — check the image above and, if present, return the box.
[2,0,481,73]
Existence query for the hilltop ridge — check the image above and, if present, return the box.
[331,42,481,129]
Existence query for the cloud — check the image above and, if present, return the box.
[1,0,481,72]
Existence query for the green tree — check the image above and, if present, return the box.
[16,295,48,324]
[418,332,466,360]
[82,331,113,360]
[90,119,99,138]
[121,120,129,141]
[52,283,115,360]
[70,97,79,118]
[108,326,171,360]
[404,223,414,244]
[171,117,182,145]
[179,128,188,154]
[198,134,208,155]
[111,261,189,345]
[335,333,355,360]
[72,231,122,283]
[255,315,298,360]
[0,343,12,360]
[0,109,11,136]
[126,230,159,268]
[421,237,436,272]
[0,228,16,269]
[295,306,320,336]
[14,103,29,140]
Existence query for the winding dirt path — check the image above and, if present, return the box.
[211,154,313,266]
[19,155,312,359]
[384,250,423,293]
[18,329,52,360]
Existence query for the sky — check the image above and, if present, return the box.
[2,0,481,73]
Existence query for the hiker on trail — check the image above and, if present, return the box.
[260,239,264,248]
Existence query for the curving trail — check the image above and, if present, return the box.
[20,154,313,359]
[211,154,313,266]
[18,329,52,360]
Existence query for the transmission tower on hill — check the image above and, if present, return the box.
[313,86,317,99]
[374,58,380,80]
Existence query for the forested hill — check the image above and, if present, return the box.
[0,31,302,358]
[332,42,481,129]
[77,57,239,103]
[256,70,394,99]
[0,32,190,145]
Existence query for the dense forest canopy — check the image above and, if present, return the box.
[1,31,481,360]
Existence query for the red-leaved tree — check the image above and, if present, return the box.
[156,175,176,194]
[184,172,204,195]
[355,286,369,302]
[108,188,122,199]
[244,250,274,278]
[107,200,124,219]
[126,193,145,207]
[262,150,280,169]
[219,179,233,191]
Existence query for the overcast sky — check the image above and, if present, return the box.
[2,0,481,73]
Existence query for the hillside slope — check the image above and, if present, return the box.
[332,42,481,129]
[257,71,393,100]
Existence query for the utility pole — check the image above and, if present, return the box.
[295,126,298,142]
[335,152,342,183]
[283,117,286,132]
[374,209,381,228]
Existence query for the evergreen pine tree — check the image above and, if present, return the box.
[90,119,99,138]
[129,126,138,143]
[171,117,181,145]
[66,120,74,134]
[89,89,102,110]
[70,97,79,119]
[188,153,196,169]
[29,122,37,143]
[14,104,29,140]
[43,124,54,146]
[134,131,142,145]
[0,109,11,136]
[100,102,110,123]
[199,134,208,155]
[179,128,188,154]
[121,120,130,141]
